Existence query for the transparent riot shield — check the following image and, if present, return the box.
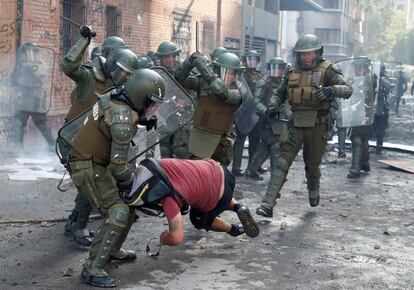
[56,67,195,164]
[335,57,376,128]
[130,66,195,161]
[13,45,55,113]
[234,74,259,135]
[382,61,402,111]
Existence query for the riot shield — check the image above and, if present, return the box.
[335,57,376,128]
[13,45,55,113]
[130,66,195,161]
[57,67,195,163]
[234,74,259,135]
[382,61,402,111]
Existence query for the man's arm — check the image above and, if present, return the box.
[159,213,184,246]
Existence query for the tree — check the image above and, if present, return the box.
[361,0,407,60]
[392,29,414,65]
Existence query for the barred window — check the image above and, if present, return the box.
[61,0,87,56]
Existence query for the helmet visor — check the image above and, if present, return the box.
[246,56,259,69]
[269,63,286,77]
[220,67,238,86]
[111,66,133,86]
[145,101,162,119]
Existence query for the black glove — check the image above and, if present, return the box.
[314,87,334,101]
[265,106,279,121]
[189,51,204,65]
[79,25,96,39]
[145,115,158,131]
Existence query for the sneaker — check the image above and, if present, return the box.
[236,206,260,238]
[228,224,245,237]
[257,166,268,174]
[338,152,346,158]
[81,267,117,288]
[256,205,273,218]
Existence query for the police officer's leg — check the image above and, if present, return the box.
[247,123,260,164]
[303,124,328,207]
[349,131,362,178]
[212,134,234,167]
[337,127,347,157]
[70,161,134,287]
[245,140,268,180]
[13,111,30,149]
[232,125,247,175]
[70,191,93,248]
[256,127,303,217]
[31,112,55,151]
[360,132,370,172]
[375,115,386,155]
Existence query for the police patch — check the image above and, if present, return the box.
[92,103,99,120]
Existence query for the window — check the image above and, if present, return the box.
[202,20,215,55]
[323,0,340,9]
[106,6,122,37]
[61,0,87,56]
[172,11,191,61]
[224,37,241,56]
[315,28,341,44]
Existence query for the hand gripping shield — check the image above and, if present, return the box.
[129,67,195,161]
[13,46,55,113]
[335,57,376,128]
[234,73,259,135]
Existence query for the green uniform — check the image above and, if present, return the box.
[373,77,391,154]
[11,49,55,150]
[248,76,288,182]
[69,95,137,276]
[349,74,376,177]
[61,36,111,242]
[258,60,352,211]
[232,68,262,173]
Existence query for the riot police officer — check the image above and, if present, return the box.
[347,57,376,179]
[64,69,165,287]
[175,52,248,165]
[245,57,289,181]
[232,50,264,176]
[11,42,55,152]
[61,26,136,248]
[256,34,352,217]
[210,46,228,62]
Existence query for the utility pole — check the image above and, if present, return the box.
[249,0,255,50]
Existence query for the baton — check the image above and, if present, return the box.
[61,17,96,37]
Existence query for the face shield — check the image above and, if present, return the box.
[159,54,178,71]
[110,61,134,86]
[246,56,259,69]
[220,67,238,86]
[269,63,286,78]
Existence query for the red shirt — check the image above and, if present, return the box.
[159,159,224,220]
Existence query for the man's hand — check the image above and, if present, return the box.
[265,106,279,121]
[189,52,204,65]
[79,25,96,40]
[159,230,169,245]
[314,86,334,101]
[145,116,158,131]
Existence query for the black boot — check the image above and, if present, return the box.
[245,169,263,181]
[231,169,244,176]
[360,163,370,172]
[256,205,273,218]
[309,195,320,207]
[257,166,268,174]
[347,172,360,179]
[81,267,117,288]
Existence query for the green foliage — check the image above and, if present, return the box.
[393,29,414,64]
[362,0,407,60]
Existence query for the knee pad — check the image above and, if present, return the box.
[107,204,129,228]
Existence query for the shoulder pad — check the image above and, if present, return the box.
[329,63,343,75]
[92,56,107,83]
[98,93,112,110]
[111,103,133,125]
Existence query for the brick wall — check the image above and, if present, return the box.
[0,0,242,148]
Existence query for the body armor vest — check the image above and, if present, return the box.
[192,82,238,135]
[287,61,332,111]
[65,79,106,122]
